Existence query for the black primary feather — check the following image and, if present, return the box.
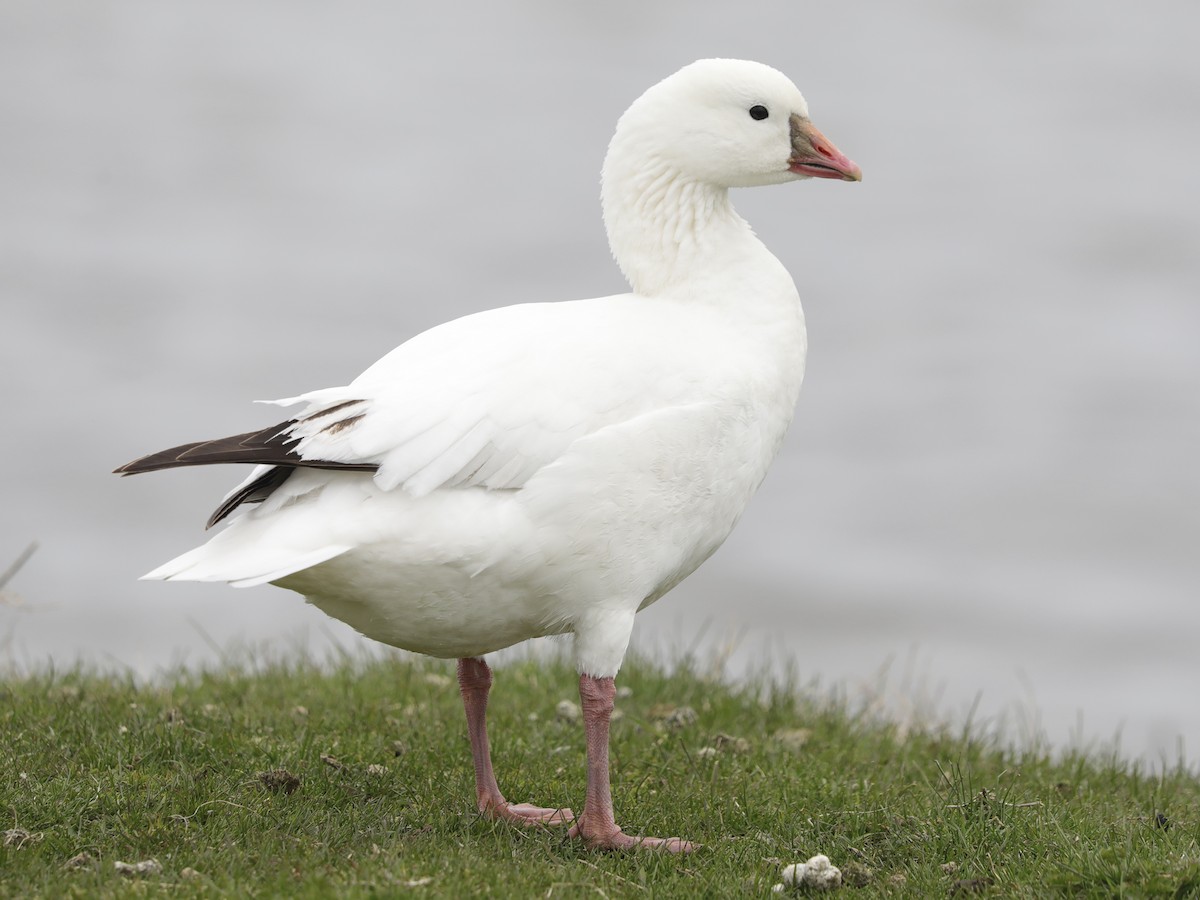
[114,415,378,527]
[204,464,294,529]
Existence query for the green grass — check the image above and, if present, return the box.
[2,653,1199,898]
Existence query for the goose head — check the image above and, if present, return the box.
[601,59,861,294]
[604,58,861,193]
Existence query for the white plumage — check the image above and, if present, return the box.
[122,59,860,849]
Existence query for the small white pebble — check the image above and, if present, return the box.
[292,706,309,717]
[366,764,387,776]
[180,867,202,880]
[696,746,718,759]
[556,700,581,722]
[782,855,842,890]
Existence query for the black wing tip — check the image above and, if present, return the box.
[110,426,300,478]
[113,447,203,476]
[114,406,375,478]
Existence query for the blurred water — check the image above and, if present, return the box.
[2,0,1197,762]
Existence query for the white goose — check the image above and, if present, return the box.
[117,58,861,851]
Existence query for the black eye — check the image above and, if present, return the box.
[748,105,769,121]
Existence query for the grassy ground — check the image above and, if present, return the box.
[3,653,1199,898]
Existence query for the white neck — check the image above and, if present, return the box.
[601,148,764,298]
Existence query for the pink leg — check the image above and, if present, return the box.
[456,657,573,825]
[568,674,695,852]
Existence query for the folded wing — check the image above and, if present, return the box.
[116,297,689,525]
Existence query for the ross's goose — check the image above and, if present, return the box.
[116,58,861,851]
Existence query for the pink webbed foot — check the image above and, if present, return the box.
[484,800,575,826]
[569,816,695,852]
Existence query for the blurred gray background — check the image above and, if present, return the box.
[2,1,1197,761]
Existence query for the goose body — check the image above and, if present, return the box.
[118,58,861,850]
